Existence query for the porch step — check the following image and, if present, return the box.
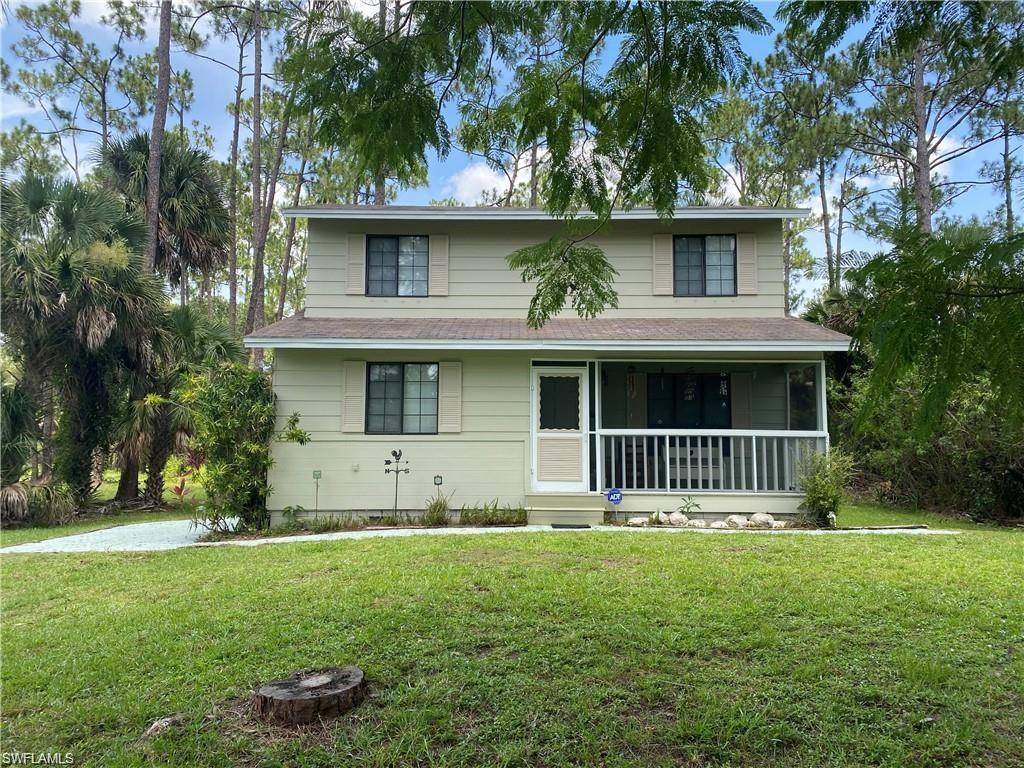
[525,494,606,526]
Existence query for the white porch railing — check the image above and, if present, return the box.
[597,429,828,494]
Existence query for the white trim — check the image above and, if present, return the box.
[596,428,827,438]
[819,358,829,442]
[245,337,850,353]
[531,367,590,493]
[283,206,811,221]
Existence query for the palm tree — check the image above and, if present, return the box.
[101,132,230,303]
[116,305,244,505]
[1,175,166,506]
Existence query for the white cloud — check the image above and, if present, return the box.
[0,93,44,123]
[443,162,507,204]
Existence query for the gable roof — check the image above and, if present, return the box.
[245,316,850,352]
[282,205,810,221]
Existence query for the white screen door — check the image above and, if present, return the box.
[532,367,588,492]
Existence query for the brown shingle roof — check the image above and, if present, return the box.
[246,316,850,348]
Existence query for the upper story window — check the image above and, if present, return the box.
[366,363,438,434]
[673,235,737,296]
[366,235,429,296]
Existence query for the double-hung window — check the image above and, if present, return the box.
[366,363,438,434]
[366,235,429,296]
[673,235,737,296]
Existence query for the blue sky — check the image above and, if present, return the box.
[1,1,1011,303]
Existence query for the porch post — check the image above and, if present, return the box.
[818,357,829,449]
[595,360,603,492]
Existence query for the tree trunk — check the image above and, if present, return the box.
[144,0,173,274]
[529,142,539,207]
[373,0,387,205]
[911,43,933,235]
[277,157,308,320]
[114,377,148,503]
[227,41,245,333]
[1003,115,1015,235]
[143,411,173,506]
[817,159,835,291]
[246,0,264,366]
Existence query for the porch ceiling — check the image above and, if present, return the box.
[245,316,851,352]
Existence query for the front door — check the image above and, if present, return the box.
[532,367,588,492]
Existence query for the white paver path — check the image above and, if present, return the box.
[1,520,961,554]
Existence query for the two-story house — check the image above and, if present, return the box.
[244,206,850,525]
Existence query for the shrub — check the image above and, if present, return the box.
[832,368,1024,519]
[178,364,308,530]
[275,507,366,534]
[378,511,413,527]
[459,500,528,526]
[677,496,701,515]
[799,449,854,528]
[422,491,453,527]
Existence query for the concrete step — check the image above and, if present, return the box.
[525,494,606,525]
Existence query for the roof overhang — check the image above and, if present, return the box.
[244,337,850,353]
[282,205,811,221]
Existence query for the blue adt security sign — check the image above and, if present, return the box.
[606,487,623,505]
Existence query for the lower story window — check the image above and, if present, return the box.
[366,363,438,434]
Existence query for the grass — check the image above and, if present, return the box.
[1,504,1021,767]
[837,502,1008,531]
[94,468,207,505]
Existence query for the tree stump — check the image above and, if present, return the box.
[253,667,367,725]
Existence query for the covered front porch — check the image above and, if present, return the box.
[531,358,829,504]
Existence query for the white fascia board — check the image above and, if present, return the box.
[244,337,850,353]
[282,206,811,221]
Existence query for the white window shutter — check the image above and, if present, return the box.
[341,360,366,432]
[437,361,462,433]
[731,372,753,428]
[346,234,365,295]
[428,234,449,296]
[652,234,673,295]
[737,233,758,295]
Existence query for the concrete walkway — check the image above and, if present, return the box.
[1,519,961,554]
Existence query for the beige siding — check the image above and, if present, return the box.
[269,349,532,513]
[304,218,786,319]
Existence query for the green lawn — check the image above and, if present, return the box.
[1,507,1021,767]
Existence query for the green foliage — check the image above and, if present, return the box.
[100,132,230,290]
[459,500,528,527]
[677,496,702,516]
[507,236,620,327]
[0,376,37,487]
[798,449,854,527]
[835,368,1024,519]
[1,174,164,505]
[289,0,769,324]
[24,482,75,527]
[179,363,309,530]
[851,225,1024,429]
[422,491,454,527]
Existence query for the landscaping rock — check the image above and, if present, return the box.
[709,520,729,529]
[626,516,649,527]
[725,515,748,528]
[254,667,367,725]
[686,519,708,528]
[668,512,688,526]
[748,512,774,528]
[771,520,788,529]
[656,511,672,525]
